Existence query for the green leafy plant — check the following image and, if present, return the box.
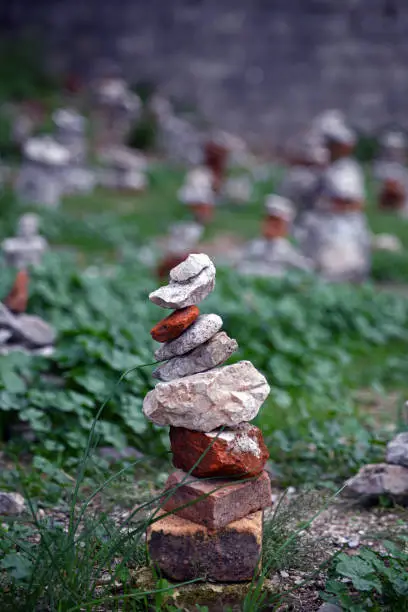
[323,538,408,611]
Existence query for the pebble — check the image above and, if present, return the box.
[150,306,200,343]
[153,331,237,381]
[154,314,223,361]
[169,253,213,283]
[149,255,216,309]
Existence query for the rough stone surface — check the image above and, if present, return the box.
[163,469,271,529]
[150,306,199,343]
[170,423,269,478]
[344,463,408,504]
[143,361,270,431]
[153,331,237,381]
[169,253,213,283]
[147,509,262,582]
[132,566,278,611]
[154,314,223,361]
[386,432,408,468]
[4,270,29,314]
[149,256,216,309]
[0,491,25,515]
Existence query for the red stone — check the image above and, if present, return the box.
[189,202,214,225]
[170,423,269,478]
[379,179,405,210]
[150,306,200,343]
[4,270,29,314]
[163,469,271,529]
[147,509,262,582]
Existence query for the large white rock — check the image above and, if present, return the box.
[149,254,216,309]
[143,361,270,431]
[170,253,213,283]
[155,314,223,361]
[153,331,238,381]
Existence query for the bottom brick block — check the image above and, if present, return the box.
[147,509,262,582]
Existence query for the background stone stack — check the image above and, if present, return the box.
[143,253,272,582]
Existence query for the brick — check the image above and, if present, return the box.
[162,469,271,528]
[147,509,262,582]
[170,423,269,478]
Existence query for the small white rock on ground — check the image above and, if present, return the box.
[0,491,25,515]
[149,257,216,309]
[153,331,237,381]
[170,253,214,283]
[143,360,270,431]
[154,314,223,361]
[386,431,408,468]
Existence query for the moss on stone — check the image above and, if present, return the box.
[131,566,278,611]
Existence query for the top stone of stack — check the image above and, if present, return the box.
[149,253,216,309]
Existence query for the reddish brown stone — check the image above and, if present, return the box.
[189,202,215,225]
[163,469,271,529]
[4,270,29,314]
[170,423,269,478]
[147,509,262,582]
[150,306,200,343]
[379,179,405,210]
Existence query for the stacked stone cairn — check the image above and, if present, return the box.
[143,253,272,582]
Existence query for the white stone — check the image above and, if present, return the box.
[154,314,222,361]
[24,136,71,166]
[2,214,48,269]
[170,253,213,283]
[149,257,216,309]
[386,432,408,468]
[371,233,403,253]
[0,491,25,515]
[143,361,270,431]
[153,331,238,381]
[238,237,314,278]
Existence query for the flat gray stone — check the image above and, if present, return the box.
[155,314,223,361]
[0,491,25,515]
[149,254,216,309]
[0,304,56,348]
[317,605,343,612]
[153,331,238,381]
[344,463,408,504]
[143,360,270,431]
[14,315,56,348]
[169,253,213,283]
[386,432,408,468]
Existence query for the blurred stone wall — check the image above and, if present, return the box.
[2,0,407,145]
